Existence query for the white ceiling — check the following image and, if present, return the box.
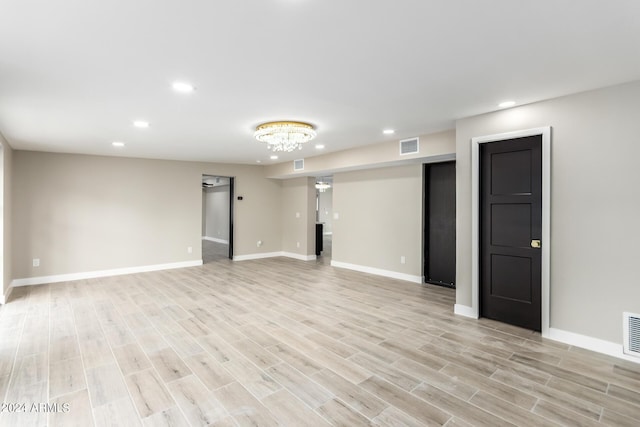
[1,1,639,165]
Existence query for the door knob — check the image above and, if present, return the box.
[531,239,541,248]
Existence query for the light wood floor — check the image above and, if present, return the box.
[1,257,639,426]
[202,240,230,264]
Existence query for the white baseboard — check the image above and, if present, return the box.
[233,252,284,261]
[449,307,639,364]
[0,285,14,304]
[10,260,203,287]
[330,260,422,284]
[233,252,316,262]
[547,327,640,364]
[454,304,478,319]
[202,236,229,244]
[282,252,317,261]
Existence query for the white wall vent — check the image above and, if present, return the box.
[400,137,419,155]
[293,159,304,171]
[623,312,640,357]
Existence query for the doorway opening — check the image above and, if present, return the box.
[202,175,234,263]
[315,176,333,263]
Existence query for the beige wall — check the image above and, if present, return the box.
[456,80,640,344]
[12,151,282,279]
[1,135,12,297]
[281,177,316,257]
[265,130,455,178]
[7,129,455,286]
[268,129,456,277]
[333,164,423,277]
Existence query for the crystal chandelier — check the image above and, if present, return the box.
[254,121,317,152]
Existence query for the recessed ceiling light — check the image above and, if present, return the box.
[270,155,278,160]
[383,129,395,135]
[172,81,195,93]
[498,100,516,108]
[112,141,125,147]
[256,160,262,163]
[133,120,149,128]
[315,144,325,149]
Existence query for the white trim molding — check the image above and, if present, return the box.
[202,236,229,244]
[233,252,283,261]
[11,260,203,287]
[0,285,13,304]
[548,328,640,364]
[471,127,552,337]
[283,252,317,261]
[454,304,478,319]
[233,252,316,262]
[331,260,423,284]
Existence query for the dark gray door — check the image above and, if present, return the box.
[424,162,456,287]
[480,135,542,331]
[228,177,234,260]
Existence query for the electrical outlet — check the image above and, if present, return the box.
[33,258,40,267]
[295,212,300,218]
[187,246,193,254]
[296,242,300,248]
[400,256,406,264]
[333,212,339,220]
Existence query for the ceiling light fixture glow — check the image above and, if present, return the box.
[133,120,149,128]
[498,100,516,108]
[270,155,278,160]
[383,129,395,134]
[112,141,125,147]
[172,81,195,93]
[315,144,325,150]
[254,121,316,152]
[315,181,331,192]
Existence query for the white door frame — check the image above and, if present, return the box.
[470,127,551,337]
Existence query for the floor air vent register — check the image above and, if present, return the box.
[623,312,640,357]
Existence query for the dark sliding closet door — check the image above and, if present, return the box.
[424,162,456,288]
[228,177,234,259]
